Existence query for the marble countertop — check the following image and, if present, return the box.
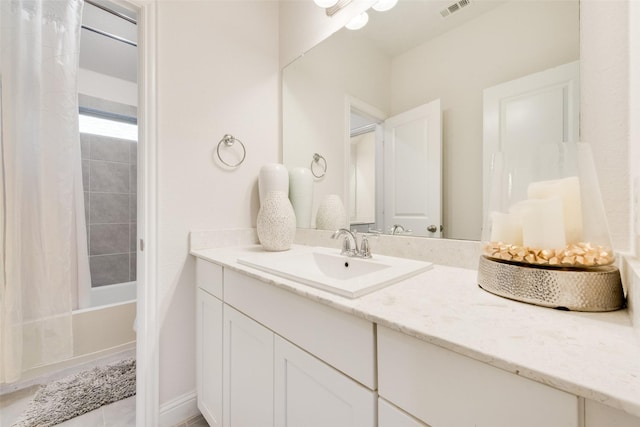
[191,244,640,418]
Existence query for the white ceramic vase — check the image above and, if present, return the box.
[258,163,289,206]
[316,194,347,230]
[257,191,296,251]
[289,167,314,228]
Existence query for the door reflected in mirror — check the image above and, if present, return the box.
[282,0,580,240]
[349,111,378,227]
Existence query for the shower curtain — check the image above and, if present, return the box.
[0,0,90,383]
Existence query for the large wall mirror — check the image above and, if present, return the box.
[283,0,579,241]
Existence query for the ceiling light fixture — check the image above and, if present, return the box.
[315,0,353,17]
[372,0,398,12]
[345,11,369,30]
[313,0,339,7]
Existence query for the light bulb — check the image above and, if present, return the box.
[314,0,339,8]
[346,12,369,30]
[372,0,398,12]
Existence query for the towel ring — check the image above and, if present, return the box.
[311,153,327,178]
[216,134,246,168]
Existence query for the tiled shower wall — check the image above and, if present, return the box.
[81,133,137,287]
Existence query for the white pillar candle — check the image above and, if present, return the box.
[527,176,583,244]
[509,198,566,249]
[490,211,523,245]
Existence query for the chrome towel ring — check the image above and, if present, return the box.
[311,153,327,178]
[216,134,246,168]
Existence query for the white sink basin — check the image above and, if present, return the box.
[237,247,432,298]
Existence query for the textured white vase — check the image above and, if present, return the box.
[289,167,314,228]
[258,163,289,206]
[257,191,296,251]
[316,194,347,230]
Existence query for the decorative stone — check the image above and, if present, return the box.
[256,191,296,251]
[315,194,347,231]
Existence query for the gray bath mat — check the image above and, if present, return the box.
[12,358,136,427]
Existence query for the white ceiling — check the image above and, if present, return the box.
[80,1,138,83]
[353,0,506,57]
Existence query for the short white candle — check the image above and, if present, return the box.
[527,176,583,244]
[509,198,566,249]
[490,211,523,245]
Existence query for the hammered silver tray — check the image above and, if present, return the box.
[477,256,625,312]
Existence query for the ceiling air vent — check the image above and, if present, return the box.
[440,0,471,18]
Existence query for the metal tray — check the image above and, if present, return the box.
[477,256,625,312]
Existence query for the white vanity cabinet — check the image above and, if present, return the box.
[195,260,224,427]
[377,326,580,427]
[585,400,640,427]
[195,256,640,427]
[223,305,274,427]
[196,259,377,427]
[274,336,376,427]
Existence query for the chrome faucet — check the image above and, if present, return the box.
[331,228,373,259]
[331,228,358,256]
[390,224,405,235]
[390,224,412,235]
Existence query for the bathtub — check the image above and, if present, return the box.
[0,300,136,392]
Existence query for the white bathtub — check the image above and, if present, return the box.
[0,300,136,392]
[89,280,137,308]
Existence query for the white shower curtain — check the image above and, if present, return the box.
[0,0,90,383]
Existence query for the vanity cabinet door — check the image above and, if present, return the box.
[223,305,274,427]
[196,289,223,427]
[379,398,430,427]
[274,335,376,427]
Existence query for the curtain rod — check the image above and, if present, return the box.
[81,24,137,47]
[85,0,137,25]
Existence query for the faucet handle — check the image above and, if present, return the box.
[359,235,372,259]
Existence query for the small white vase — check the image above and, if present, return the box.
[316,194,347,230]
[289,167,314,228]
[258,163,289,206]
[257,191,296,251]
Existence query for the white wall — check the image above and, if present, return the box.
[391,0,579,241]
[78,68,138,107]
[581,0,631,252]
[156,0,279,406]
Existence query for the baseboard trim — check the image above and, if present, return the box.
[159,390,199,427]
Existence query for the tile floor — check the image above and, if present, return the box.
[1,386,209,426]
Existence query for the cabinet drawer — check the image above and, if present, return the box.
[196,259,223,298]
[378,326,580,427]
[224,269,376,389]
[585,400,640,427]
